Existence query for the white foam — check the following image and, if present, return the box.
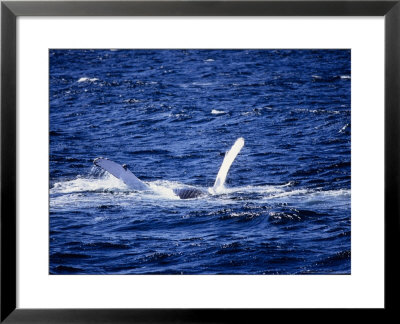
[77,77,99,83]
[215,183,288,195]
[267,188,310,199]
[261,188,351,205]
[50,173,128,194]
[49,173,351,214]
[148,181,181,200]
[211,109,226,115]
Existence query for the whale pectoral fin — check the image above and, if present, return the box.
[93,157,149,191]
[212,137,244,193]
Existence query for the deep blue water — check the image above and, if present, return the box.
[49,49,351,274]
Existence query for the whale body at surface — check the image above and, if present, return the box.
[93,137,244,199]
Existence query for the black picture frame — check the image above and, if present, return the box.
[1,0,399,322]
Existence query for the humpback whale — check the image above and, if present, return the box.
[93,137,244,199]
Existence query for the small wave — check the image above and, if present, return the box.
[240,107,273,116]
[312,75,350,82]
[217,241,241,254]
[315,250,351,268]
[266,189,351,207]
[215,183,292,196]
[77,77,99,83]
[269,211,302,222]
[94,215,111,222]
[339,123,350,133]
[211,109,227,115]
[123,98,141,103]
[192,82,214,86]
[82,242,130,250]
[267,189,310,199]
[295,108,340,115]
[315,189,350,197]
[51,252,90,259]
[140,251,180,264]
[222,211,261,221]
[128,149,170,155]
[49,130,62,136]
[52,265,84,273]
[168,112,192,121]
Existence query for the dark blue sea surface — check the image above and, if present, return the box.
[49,49,351,274]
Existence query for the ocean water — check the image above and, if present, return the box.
[49,49,351,274]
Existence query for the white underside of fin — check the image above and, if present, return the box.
[94,158,150,191]
[212,137,244,193]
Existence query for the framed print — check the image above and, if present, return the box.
[1,0,399,322]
